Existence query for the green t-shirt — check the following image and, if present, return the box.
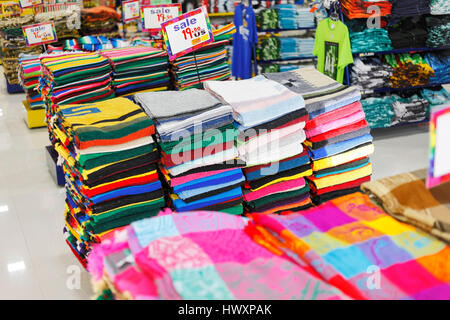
[313,18,353,84]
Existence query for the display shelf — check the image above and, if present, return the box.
[257,56,317,63]
[361,82,450,95]
[258,26,316,32]
[371,118,429,131]
[209,12,234,17]
[353,46,450,57]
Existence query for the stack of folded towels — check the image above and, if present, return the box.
[49,97,165,267]
[171,24,235,91]
[78,36,130,51]
[264,67,374,204]
[280,37,315,59]
[100,46,170,96]
[274,4,315,29]
[39,52,115,112]
[19,54,44,109]
[205,76,313,214]
[134,89,246,215]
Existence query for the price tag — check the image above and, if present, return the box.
[22,22,58,47]
[141,4,181,32]
[161,6,214,61]
[427,103,450,188]
[19,0,42,9]
[122,0,140,22]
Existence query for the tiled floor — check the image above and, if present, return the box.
[0,76,445,299]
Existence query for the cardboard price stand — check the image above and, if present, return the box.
[161,6,213,84]
[141,3,182,32]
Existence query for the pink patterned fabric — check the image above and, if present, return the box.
[87,209,349,300]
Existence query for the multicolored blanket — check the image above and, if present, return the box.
[88,209,349,300]
[247,192,450,300]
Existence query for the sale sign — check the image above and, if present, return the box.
[19,0,42,9]
[427,102,450,188]
[161,6,214,61]
[141,4,181,32]
[22,22,58,47]
[122,0,140,22]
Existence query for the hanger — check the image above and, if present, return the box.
[330,1,340,21]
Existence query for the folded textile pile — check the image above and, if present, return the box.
[171,40,231,91]
[388,17,428,49]
[362,169,450,243]
[265,67,373,204]
[49,97,165,267]
[430,0,450,15]
[63,39,82,50]
[39,52,114,113]
[19,54,44,109]
[100,46,170,95]
[425,52,450,85]
[257,36,281,61]
[341,0,392,19]
[205,75,313,214]
[279,37,315,59]
[171,25,234,91]
[135,89,245,214]
[273,4,315,29]
[390,0,430,18]
[421,87,450,107]
[87,209,349,300]
[385,53,434,88]
[81,5,120,37]
[35,8,80,40]
[425,15,450,48]
[390,93,429,125]
[0,16,42,86]
[257,8,279,30]
[349,28,392,53]
[361,95,396,128]
[351,57,393,90]
[247,192,450,300]
[79,36,130,51]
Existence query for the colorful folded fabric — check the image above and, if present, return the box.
[87,210,349,300]
[248,192,450,300]
[47,97,166,265]
[361,169,450,243]
[205,75,312,213]
[134,89,244,213]
[100,46,170,95]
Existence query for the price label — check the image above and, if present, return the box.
[122,0,140,22]
[19,0,42,9]
[161,6,213,61]
[22,22,58,47]
[141,4,181,32]
[427,103,450,188]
